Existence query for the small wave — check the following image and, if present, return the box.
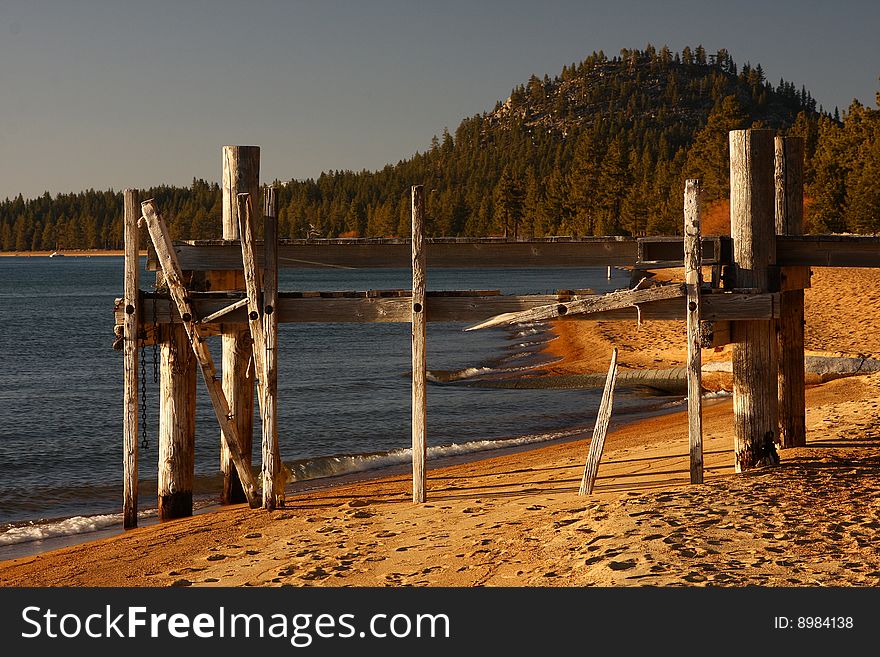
[427,366,495,383]
[0,507,160,548]
[515,338,554,348]
[0,514,121,547]
[288,429,584,483]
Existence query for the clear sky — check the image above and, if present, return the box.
[1,0,878,201]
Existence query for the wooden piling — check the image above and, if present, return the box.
[578,348,619,495]
[411,185,427,503]
[122,188,140,529]
[157,323,196,520]
[775,136,807,448]
[684,179,704,484]
[729,129,779,471]
[220,145,260,504]
[262,187,282,509]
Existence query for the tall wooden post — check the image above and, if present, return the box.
[684,179,704,484]
[730,129,779,471]
[122,188,140,529]
[157,323,196,520]
[411,185,427,503]
[775,136,807,448]
[262,187,282,509]
[220,145,260,504]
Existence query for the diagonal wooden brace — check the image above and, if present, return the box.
[465,283,687,331]
[140,199,260,508]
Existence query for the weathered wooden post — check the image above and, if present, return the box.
[122,188,140,529]
[684,179,704,484]
[219,145,260,504]
[157,323,196,520]
[411,185,427,503]
[730,129,779,471]
[262,187,282,509]
[775,136,807,448]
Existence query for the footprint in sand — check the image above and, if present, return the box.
[300,567,330,581]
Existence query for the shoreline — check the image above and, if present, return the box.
[1,371,878,586]
[2,266,880,586]
[0,250,132,257]
[0,380,692,561]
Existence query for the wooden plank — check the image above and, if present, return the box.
[578,348,619,495]
[127,290,780,327]
[197,298,249,324]
[148,233,880,271]
[261,187,283,510]
[775,136,807,449]
[220,145,258,505]
[411,186,427,504]
[465,283,686,331]
[157,323,196,521]
[122,188,140,530]
[236,193,268,411]
[684,179,703,485]
[730,129,779,472]
[157,237,641,271]
[637,236,728,266]
[776,235,880,267]
[140,199,260,508]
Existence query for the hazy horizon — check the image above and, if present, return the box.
[2,0,878,201]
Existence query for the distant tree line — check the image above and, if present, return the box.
[2,46,878,251]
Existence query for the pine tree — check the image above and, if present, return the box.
[493,168,524,238]
[685,95,749,200]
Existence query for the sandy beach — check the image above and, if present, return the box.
[1,267,879,587]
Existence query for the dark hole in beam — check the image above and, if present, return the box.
[249,311,259,321]
[413,302,423,313]
[557,304,568,315]
[265,305,274,315]
[125,304,135,315]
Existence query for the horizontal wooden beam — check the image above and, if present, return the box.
[776,235,880,268]
[150,237,640,270]
[116,290,778,328]
[144,234,880,271]
[148,236,731,271]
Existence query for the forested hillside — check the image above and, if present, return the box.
[2,45,878,251]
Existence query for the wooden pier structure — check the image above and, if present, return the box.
[117,131,880,527]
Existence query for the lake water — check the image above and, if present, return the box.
[0,256,676,555]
